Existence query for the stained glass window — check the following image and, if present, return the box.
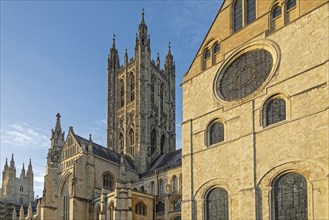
[217,49,273,101]
[156,201,165,213]
[273,173,307,220]
[233,0,242,32]
[209,122,224,145]
[206,187,228,220]
[173,197,181,211]
[246,0,256,24]
[287,0,296,10]
[266,98,286,126]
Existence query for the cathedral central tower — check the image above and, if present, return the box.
[106,10,176,173]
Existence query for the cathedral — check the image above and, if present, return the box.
[0,155,34,206]
[10,0,329,219]
[40,10,181,220]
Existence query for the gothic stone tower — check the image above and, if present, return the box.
[107,10,176,173]
[0,155,34,205]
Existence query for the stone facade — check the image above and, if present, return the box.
[37,11,181,220]
[0,155,34,206]
[181,0,329,220]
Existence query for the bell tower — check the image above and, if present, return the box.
[106,10,176,173]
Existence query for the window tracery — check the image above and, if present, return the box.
[159,179,164,195]
[205,187,228,220]
[273,173,307,220]
[135,202,147,215]
[103,173,114,190]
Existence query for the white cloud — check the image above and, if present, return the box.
[0,122,49,149]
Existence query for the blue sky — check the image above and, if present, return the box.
[1,0,222,198]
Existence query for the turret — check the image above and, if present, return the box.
[10,154,15,168]
[20,163,25,179]
[47,113,65,166]
[107,35,120,150]
[164,43,176,152]
[135,9,151,60]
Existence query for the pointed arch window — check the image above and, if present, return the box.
[150,129,156,155]
[108,203,114,220]
[62,180,70,220]
[151,75,156,104]
[173,197,182,211]
[160,135,165,154]
[233,0,243,32]
[129,129,135,157]
[287,0,296,10]
[265,98,286,126]
[272,173,307,220]
[205,187,228,220]
[140,185,145,193]
[119,133,124,150]
[208,121,224,146]
[172,176,178,192]
[160,83,165,112]
[130,73,135,102]
[19,197,23,204]
[135,202,147,215]
[272,5,282,19]
[20,185,23,192]
[156,201,165,213]
[119,80,125,107]
[103,173,114,190]
[159,179,164,195]
[150,181,155,195]
[246,0,256,24]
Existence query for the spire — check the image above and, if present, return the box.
[4,158,8,169]
[10,154,15,168]
[119,148,126,182]
[137,8,148,46]
[156,53,160,68]
[27,158,32,172]
[124,49,128,66]
[20,163,25,179]
[112,34,116,49]
[55,113,62,133]
[87,134,93,153]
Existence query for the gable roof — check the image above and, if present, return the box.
[140,149,182,177]
[73,134,135,170]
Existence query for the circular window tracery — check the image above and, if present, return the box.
[216,49,273,101]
